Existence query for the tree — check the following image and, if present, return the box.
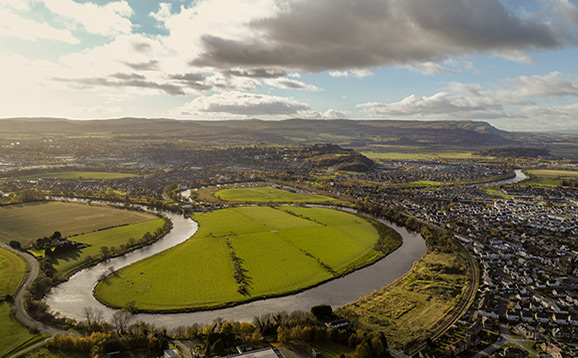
[311,304,332,319]
[354,342,373,358]
[112,309,132,334]
[9,240,21,250]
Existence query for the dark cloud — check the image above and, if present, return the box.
[192,0,561,72]
[111,72,146,80]
[122,60,159,71]
[168,73,211,90]
[54,76,185,95]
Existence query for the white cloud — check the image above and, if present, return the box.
[328,69,373,78]
[404,62,458,75]
[357,72,578,121]
[0,8,78,44]
[41,0,133,37]
[172,91,311,118]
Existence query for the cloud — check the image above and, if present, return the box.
[357,71,578,121]
[190,0,562,72]
[224,68,287,78]
[53,76,186,96]
[404,62,458,75]
[41,0,133,37]
[263,78,320,91]
[0,8,79,44]
[175,91,311,117]
[328,69,373,78]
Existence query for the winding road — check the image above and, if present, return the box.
[1,243,68,358]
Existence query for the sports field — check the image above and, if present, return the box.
[0,247,26,298]
[214,186,334,202]
[95,206,393,311]
[0,202,156,246]
[51,218,166,277]
[0,302,47,357]
[15,171,138,180]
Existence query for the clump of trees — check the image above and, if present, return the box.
[226,238,250,295]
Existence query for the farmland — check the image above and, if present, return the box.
[51,218,166,277]
[0,247,26,298]
[0,302,47,358]
[94,206,399,312]
[0,202,157,246]
[214,186,335,202]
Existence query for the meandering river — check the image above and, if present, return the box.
[44,206,426,326]
[45,168,528,327]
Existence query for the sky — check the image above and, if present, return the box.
[2,0,578,131]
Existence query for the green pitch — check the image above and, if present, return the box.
[94,206,394,312]
[214,186,334,202]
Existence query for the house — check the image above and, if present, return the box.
[164,349,179,358]
[506,311,520,322]
[446,340,467,356]
[552,312,570,325]
[541,342,563,358]
[569,315,578,326]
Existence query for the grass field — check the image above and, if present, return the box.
[0,302,47,357]
[0,202,157,246]
[15,171,138,180]
[337,251,470,348]
[214,186,335,202]
[0,247,26,298]
[518,169,578,187]
[51,218,166,277]
[94,206,391,311]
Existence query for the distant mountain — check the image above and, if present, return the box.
[0,117,517,147]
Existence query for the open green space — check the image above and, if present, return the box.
[338,251,470,348]
[0,302,47,358]
[51,218,166,277]
[0,247,26,298]
[95,206,396,312]
[15,171,138,180]
[214,186,335,202]
[0,202,156,246]
[361,150,487,161]
[519,169,578,187]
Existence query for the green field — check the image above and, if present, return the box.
[519,169,578,187]
[311,342,355,358]
[0,302,47,357]
[214,186,335,202]
[51,218,166,277]
[0,202,156,246]
[15,171,138,180]
[0,248,26,298]
[95,206,393,311]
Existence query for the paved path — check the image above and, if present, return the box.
[1,243,69,357]
[473,323,538,358]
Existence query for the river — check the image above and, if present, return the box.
[44,206,426,327]
[480,169,528,187]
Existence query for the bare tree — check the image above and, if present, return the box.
[112,309,132,334]
[83,307,103,325]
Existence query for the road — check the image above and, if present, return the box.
[473,323,538,358]
[1,243,69,357]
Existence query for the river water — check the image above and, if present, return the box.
[45,168,527,327]
[44,206,426,326]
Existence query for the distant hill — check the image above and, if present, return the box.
[0,117,516,147]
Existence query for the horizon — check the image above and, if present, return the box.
[2,0,578,132]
